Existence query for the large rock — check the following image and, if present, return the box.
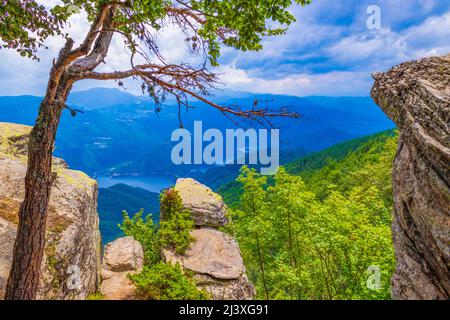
[162,229,255,300]
[0,122,101,300]
[163,228,245,280]
[103,236,144,272]
[193,273,255,301]
[162,179,254,300]
[371,55,450,300]
[100,236,144,300]
[0,218,16,298]
[173,178,229,227]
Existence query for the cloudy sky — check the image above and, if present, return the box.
[0,0,449,97]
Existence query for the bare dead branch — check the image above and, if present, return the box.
[64,1,300,127]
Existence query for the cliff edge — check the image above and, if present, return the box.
[371,55,450,299]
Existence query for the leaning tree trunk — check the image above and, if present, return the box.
[4,38,76,300]
[4,87,70,299]
[4,4,116,299]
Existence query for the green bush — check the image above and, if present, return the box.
[119,209,160,266]
[159,188,194,254]
[118,191,202,300]
[130,262,209,300]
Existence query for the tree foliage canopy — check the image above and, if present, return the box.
[228,133,398,300]
[2,0,311,63]
[0,0,65,59]
[1,0,310,121]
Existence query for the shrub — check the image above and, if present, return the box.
[119,190,200,300]
[159,189,194,254]
[130,262,209,300]
[119,209,160,266]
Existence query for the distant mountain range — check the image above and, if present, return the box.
[0,87,395,241]
[68,87,150,110]
[0,87,395,181]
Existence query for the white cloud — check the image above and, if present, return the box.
[216,4,450,96]
[218,64,371,97]
[0,0,449,97]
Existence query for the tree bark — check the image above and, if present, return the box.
[4,3,117,299]
[4,39,74,300]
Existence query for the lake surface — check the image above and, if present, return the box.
[97,174,177,193]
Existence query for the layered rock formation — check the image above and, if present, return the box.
[0,122,101,299]
[100,236,144,300]
[163,178,255,300]
[371,55,450,299]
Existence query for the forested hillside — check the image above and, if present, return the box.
[220,131,398,299]
[219,130,396,207]
[98,184,160,244]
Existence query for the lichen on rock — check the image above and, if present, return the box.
[172,178,229,227]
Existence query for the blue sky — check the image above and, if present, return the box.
[0,0,449,97]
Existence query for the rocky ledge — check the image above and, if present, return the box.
[0,122,101,300]
[99,178,254,300]
[163,178,255,300]
[172,178,229,227]
[371,54,450,300]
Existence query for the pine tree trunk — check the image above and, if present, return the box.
[4,100,65,300]
[4,4,117,300]
[4,39,75,298]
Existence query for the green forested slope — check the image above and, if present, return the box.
[220,130,398,300]
[218,130,396,207]
[98,184,160,244]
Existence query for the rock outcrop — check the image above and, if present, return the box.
[371,55,450,300]
[162,178,255,300]
[0,122,101,300]
[100,236,144,300]
[173,178,229,227]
